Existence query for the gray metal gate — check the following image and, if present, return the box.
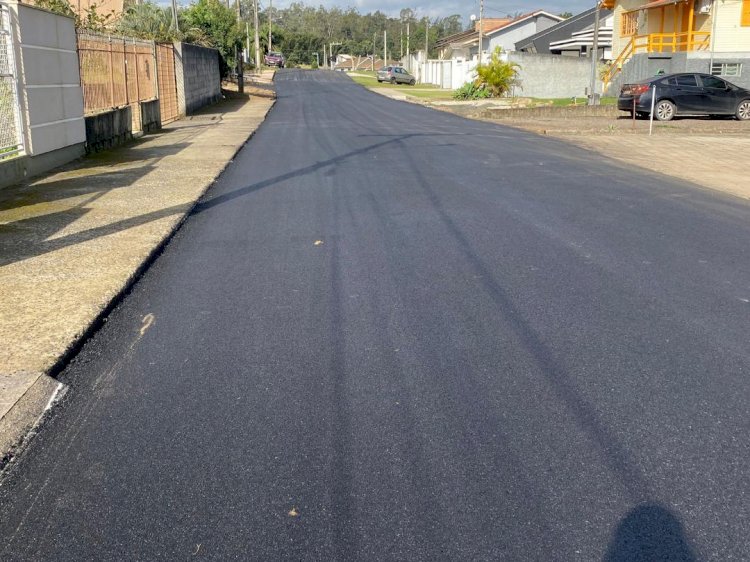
[0,3,24,159]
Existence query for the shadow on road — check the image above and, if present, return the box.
[605,503,697,562]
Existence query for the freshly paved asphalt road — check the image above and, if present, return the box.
[2,70,750,560]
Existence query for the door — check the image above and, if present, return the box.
[697,74,734,114]
[668,74,703,113]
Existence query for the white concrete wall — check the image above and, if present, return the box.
[422,52,595,98]
[9,1,85,156]
[422,57,483,90]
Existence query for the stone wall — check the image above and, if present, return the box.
[174,42,221,116]
[508,53,592,99]
[84,106,132,153]
[140,99,161,133]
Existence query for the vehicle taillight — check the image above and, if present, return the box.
[625,84,650,96]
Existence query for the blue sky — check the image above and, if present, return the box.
[266,1,598,21]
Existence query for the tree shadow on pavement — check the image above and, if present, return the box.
[0,134,414,267]
[605,504,697,562]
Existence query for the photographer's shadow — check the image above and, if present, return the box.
[605,503,696,562]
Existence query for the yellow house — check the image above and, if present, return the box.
[603,0,750,88]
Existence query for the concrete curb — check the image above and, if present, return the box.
[0,374,62,468]
[0,96,276,465]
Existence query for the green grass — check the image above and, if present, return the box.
[346,72,617,106]
[347,71,454,100]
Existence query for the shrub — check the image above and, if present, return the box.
[475,47,520,97]
[453,82,491,100]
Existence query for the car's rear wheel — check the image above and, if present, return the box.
[736,100,750,121]
[409,79,416,86]
[655,100,675,122]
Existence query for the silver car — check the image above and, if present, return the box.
[377,66,416,85]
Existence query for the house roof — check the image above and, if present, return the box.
[437,10,565,49]
[435,29,478,48]
[638,0,688,9]
[485,10,565,37]
[434,18,513,48]
[515,7,612,51]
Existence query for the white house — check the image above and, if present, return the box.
[485,11,566,53]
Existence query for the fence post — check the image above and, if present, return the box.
[123,37,128,105]
[108,34,114,108]
[133,38,140,103]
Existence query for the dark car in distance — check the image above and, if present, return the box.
[618,73,750,121]
[264,51,285,68]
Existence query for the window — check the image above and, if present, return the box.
[743,0,750,27]
[621,11,638,36]
[675,74,698,87]
[711,62,743,77]
[701,75,727,89]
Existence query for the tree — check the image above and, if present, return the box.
[115,2,180,42]
[181,0,243,74]
[559,12,574,19]
[475,48,520,97]
[33,0,113,31]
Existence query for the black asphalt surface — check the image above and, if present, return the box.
[2,70,750,560]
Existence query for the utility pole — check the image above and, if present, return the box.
[253,0,260,72]
[589,0,601,105]
[400,22,403,59]
[423,19,429,83]
[246,20,251,70]
[406,21,410,59]
[268,0,273,54]
[329,42,342,69]
[425,19,429,58]
[323,43,327,69]
[236,0,243,92]
[384,30,387,67]
[170,0,179,32]
[373,32,377,70]
[477,0,484,67]
[709,0,719,74]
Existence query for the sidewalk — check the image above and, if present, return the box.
[563,135,750,201]
[0,87,275,458]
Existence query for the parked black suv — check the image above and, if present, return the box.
[618,73,750,121]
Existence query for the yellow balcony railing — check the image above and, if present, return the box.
[643,31,711,54]
[602,32,711,92]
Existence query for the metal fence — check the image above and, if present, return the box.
[0,3,24,159]
[156,43,178,124]
[77,31,157,131]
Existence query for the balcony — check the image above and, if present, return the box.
[603,31,711,90]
